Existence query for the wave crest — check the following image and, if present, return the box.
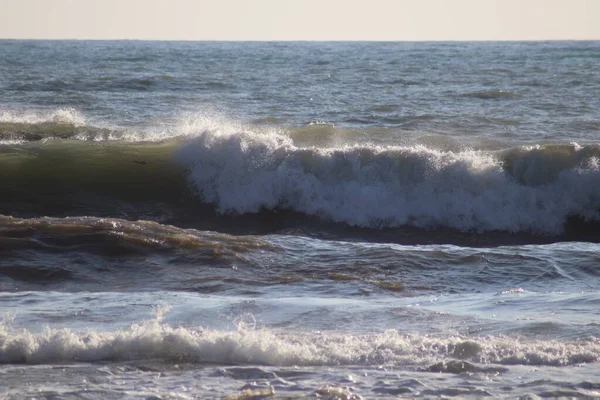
[174,125,600,234]
[0,108,86,126]
[1,317,598,367]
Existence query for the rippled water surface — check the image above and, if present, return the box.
[1,40,600,399]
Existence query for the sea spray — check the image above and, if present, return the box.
[173,122,600,234]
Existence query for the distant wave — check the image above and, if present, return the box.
[0,108,86,126]
[0,108,110,141]
[0,108,175,142]
[5,75,231,93]
[460,90,520,100]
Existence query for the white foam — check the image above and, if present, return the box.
[0,139,25,146]
[0,108,86,126]
[1,316,598,367]
[77,112,259,142]
[172,121,600,234]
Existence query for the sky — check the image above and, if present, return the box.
[0,0,598,41]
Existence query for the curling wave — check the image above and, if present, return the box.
[174,125,600,235]
[2,113,600,237]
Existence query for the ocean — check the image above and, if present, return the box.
[0,40,599,399]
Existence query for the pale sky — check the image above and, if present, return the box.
[0,0,598,40]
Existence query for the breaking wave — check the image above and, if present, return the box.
[173,122,600,235]
[2,112,599,236]
[1,314,598,367]
[0,108,86,126]
[0,108,119,142]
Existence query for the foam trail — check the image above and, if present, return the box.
[173,122,600,234]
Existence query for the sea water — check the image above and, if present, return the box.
[1,40,600,398]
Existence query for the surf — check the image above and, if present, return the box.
[1,313,598,367]
[2,112,599,240]
[173,122,600,235]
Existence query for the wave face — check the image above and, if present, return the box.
[0,132,192,219]
[174,123,600,235]
[1,113,600,237]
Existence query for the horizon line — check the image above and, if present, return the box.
[1,38,600,42]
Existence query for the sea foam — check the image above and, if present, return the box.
[0,108,86,127]
[1,315,598,367]
[173,120,600,234]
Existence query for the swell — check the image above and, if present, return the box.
[0,215,270,252]
[4,75,230,93]
[2,216,598,294]
[0,215,274,291]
